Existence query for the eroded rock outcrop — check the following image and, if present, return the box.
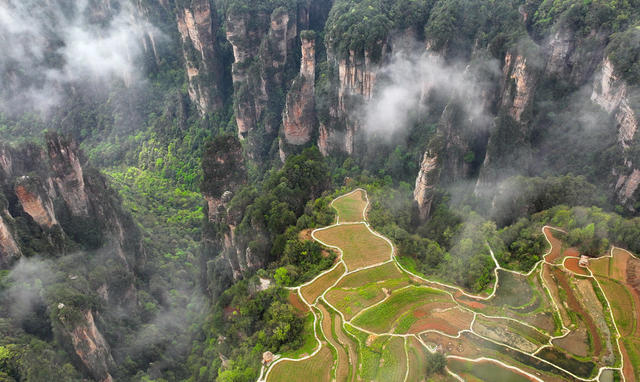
[331,48,383,155]
[225,4,310,157]
[280,32,317,158]
[14,176,59,228]
[0,212,20,266]
[592,58,638,147]
[284,34,316,145]
[58,309,115,382]
[414,152,439,220]
[591,57,640,209]
[0,133,144,380]
[176,0,224,114]
[501,52,537,122]
[47,135,90,216]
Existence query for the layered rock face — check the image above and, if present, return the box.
[319,47,383,156]
[225,3,310,158]
[0,213,20,266]
[280,33,317,159]
[0,134,144,379]
[592,58,640,210]
[283,35,316,145]
[14,177,59,228]
[176,0,224,114]
[58,310,115,382]
[501,52,537,123]
[414,152,439,220]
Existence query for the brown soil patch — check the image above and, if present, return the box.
[564,257,590,276]
[288,291,309,315]
[409,307,472,335]
[563,247,580,258]
[625,252,640,302]
[543,227,563,263]
[409,318,458,335]
[530,312,558,335]
[298,229,313,241]
[454,294,486,310]
[551,266,603,356]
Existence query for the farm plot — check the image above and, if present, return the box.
[448,358,536,382]
[267,345,334,382]
[317,303,347,382]
[271,189,640,382]
[406,337,428,381]
[589,256,610,277]
[473,316,549,353]
[352,286,450,334]
[313,223,391,270]
[375,336,407,381]
[564,257,589,276]
[325,262,411,319]
[301,263,346,304]
[491,269,537,309]
[332,189,367,223]
[590,248,640,380]
[332,308,359,381]
[288,290,309,315]
[551,267,605,358]
[469,265,559,336]
[402,305,473,335]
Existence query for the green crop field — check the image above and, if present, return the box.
[332,190,367,222]
[352,286,448,333]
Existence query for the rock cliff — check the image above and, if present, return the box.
[225,3,310,158]
[200,135,252,295]
[0,212,21,266]
[0,133,144,379]
[414,151,439,220]
[591,57,640,210]
[280,32,317,158]
[176,0,225,114]
[58,309,115,382]
[500,51,538,123]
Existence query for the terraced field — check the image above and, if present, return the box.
[259,189,640,382]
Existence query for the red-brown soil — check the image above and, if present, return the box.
[544,227,563,263]
[564,257,590,276]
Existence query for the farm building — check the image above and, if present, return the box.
[579,255,589,267]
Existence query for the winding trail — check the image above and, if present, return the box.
[259,189,630,382]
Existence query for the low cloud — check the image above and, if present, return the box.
[0,0,160,115]
[362,41,500,139]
